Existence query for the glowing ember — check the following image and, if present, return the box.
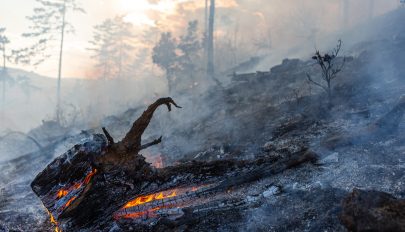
[47,209,61,232]
[123,190,177,209]
[116,184,213,220]
[64,196,77,208]
[56,169,97,200]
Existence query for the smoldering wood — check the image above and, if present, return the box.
[31,97,318,231]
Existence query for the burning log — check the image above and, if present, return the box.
[31,97,181,230]
[322,95,405,149]
[31,97,317,231]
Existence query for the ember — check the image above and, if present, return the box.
[53,168,97,215]
[115,185,211,220]
[47,209,61,232]
[123,190,177,209]
[56,168,97,200]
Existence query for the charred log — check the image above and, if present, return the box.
[31,97,317,231]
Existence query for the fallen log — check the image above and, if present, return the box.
[31,97,317,231]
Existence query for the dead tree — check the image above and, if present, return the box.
[95,97,181,173]
[306,40,345,108]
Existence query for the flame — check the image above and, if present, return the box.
[64,196,77,208]
[116,184,212,220]
[56,169,97,200]
[123,190,177,209]
[47,209,62,232]
[57,190,69,199]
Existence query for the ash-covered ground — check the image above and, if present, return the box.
[1,9,405,232]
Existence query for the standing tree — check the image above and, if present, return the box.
[112,17,135,79]
[20,0,85,123]
[0,28,11,107]
[306,40,346,108]
[88,16,135,80]
[207,0,215,79]
[152,32,178,93]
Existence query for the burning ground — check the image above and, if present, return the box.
[1,9,405,232]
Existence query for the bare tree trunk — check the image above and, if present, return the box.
[205,0,208,42]
[207,0,214,77]
[2,43,6,112]
[204,0,208,66]
[207,0,221,86]
[56,1,67,124]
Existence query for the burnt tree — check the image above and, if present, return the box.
[306,39,345,108]
[95,97,181,173]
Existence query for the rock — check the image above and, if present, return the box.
[339,188,405,232]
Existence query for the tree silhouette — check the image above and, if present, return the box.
[152,32,178,93]
[178,20,201,83]
[18,0,85,123]
[0,27,11,107]
[88,16,135,80]
[306,40,346,108]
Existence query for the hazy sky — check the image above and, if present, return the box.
[0,0,400,78]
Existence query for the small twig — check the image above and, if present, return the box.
[306,73,327,92]
[140,136,163,150]
[102,127,115,145]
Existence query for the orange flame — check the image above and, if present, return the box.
[56,169,97,200]
[117,185,212,219]
[123,190,177,209]
[47,209,62,232]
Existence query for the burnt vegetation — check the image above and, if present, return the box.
[306,40,346,108]
[1,3,405,232]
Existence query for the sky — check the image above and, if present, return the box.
[0,0,401,78]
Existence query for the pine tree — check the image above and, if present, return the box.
[0,27,11,107]
[178,21,201,82]
[19,0,85,123]
[152,32,178,93]
[88,16,135,80]
[207,0,215,78]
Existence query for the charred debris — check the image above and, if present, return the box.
[1,34,405,231]
[30,97,318,231]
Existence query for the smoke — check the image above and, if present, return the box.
[0,0,402,165]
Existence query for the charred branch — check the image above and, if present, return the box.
[121,97,181,151]
[140,136,163,151]
[102,127,114,146]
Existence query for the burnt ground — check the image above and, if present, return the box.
[1,9,405,232]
